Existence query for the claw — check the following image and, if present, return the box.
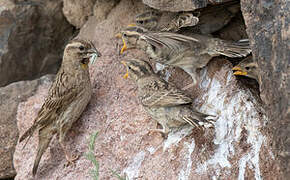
[64,154,79,167]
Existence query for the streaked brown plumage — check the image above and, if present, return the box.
[121,59,215,136]
[19,39,101,175]
[120,29,251,85]
[135,10,199,32]
[135,2,240,34]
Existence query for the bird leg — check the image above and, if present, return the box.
[148,123,169,138]
[60,141,79,166]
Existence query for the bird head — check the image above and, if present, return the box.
[63,39,102,69]
[118,26,147,54]
[135,11,160,30]
[121,59,154,81]
[232,57,259,80]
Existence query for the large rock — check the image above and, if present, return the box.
[142,0,233,12]
[241,0,290,178]
[93,0,120,24]
[0,0,74,87]
[13,0,280,179]
[62,0,96,28]
[0,75,54,179]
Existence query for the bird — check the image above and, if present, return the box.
[135,10,199,32]
[120,29,251,85]
[134,2,240,34]
[18,39,101,175]
[232,56,260,82]
[121,58,215,136]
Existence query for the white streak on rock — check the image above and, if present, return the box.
[146,146,156,154]
[178,141,195,180]
[195,70,266,179]
[163,126,193,151]
[123,151,146,180]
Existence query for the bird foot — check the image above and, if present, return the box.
[64,153,79,167]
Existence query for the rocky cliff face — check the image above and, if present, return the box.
[241,0,290,178]
[0,0,74,87]
[0,0,288,179]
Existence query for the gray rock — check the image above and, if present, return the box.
[0,75,54,179]
[93,0,120,23]
[0,0,74,87]
[63,0,97,28]
[241,0,290,178]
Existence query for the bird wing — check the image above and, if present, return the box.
[19,72,79,142]
[143,32,200,51]
[36,74,79,129]
[139,76,192,107]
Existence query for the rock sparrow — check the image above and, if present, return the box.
[19,39,101,175]
[121,59,215,136]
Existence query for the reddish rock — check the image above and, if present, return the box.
[13,0,282,179]
[0,75,54,179]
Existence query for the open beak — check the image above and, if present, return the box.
[120,38,127,54]
[232,66,248,76]
[127,23,136,27]
[121,61,129,79]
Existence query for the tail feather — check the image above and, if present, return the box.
[216,39,252,58]
[185,110,217,129]
[19,125,36,143]
[32,128,54,176]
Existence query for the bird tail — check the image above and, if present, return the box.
[19,125,36,142]
[215,39,252,58]
[32,128,54,176]
[183,110,217,129]
[19,125,37,150]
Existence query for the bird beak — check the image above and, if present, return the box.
[232,66,248,76]
[120,38,127,54]
[127,23,136,27]
[121,61,129,79]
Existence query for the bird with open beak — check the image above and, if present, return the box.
[121,58,216,137]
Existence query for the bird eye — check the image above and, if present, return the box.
[79,46,85,51]
[245,67,250,70]
[123,33,127,37]
[138,20,144,24]
[128,66,132,70]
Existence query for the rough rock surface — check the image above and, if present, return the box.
[241,0,290,178]
[0,75,54,179]
[13,0,280,179]
[142,0,234,12]
[0,0,74,87]
[63,0,96,28]
[93,0,120,24]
